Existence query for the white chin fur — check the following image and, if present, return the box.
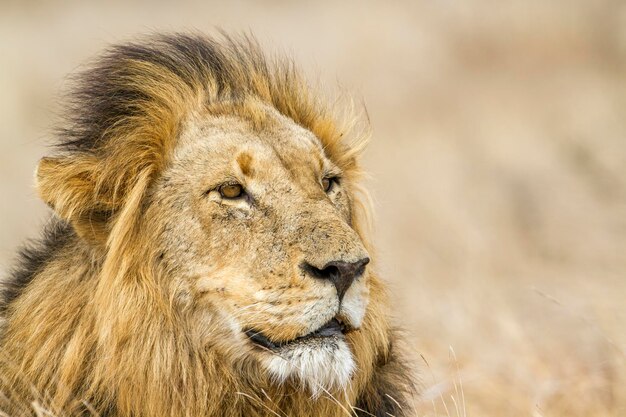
[261,337,355,398]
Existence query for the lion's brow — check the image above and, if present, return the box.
[236,151,254,177]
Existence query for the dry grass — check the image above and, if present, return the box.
[1,1,625,416]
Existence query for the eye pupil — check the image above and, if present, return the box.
[220,184,243,199]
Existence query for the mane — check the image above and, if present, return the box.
[0,33,412,417]
[0,220,73,315]
[61,32,345,151]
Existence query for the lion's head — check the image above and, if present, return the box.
[152,105,371,393]
[0,33,412,416]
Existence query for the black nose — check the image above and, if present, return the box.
[301,257,370,301]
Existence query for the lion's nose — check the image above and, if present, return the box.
[301,257,370,301]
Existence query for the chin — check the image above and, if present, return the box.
[260,336,355,398]
[247,318,357,397]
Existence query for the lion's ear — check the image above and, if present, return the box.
[36,156,117,245]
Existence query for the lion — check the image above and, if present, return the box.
[0,33,414,417]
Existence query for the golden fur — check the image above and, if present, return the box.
[0,33,414,416]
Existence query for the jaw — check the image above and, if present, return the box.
[258,336,355,398]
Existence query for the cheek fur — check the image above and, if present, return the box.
[237,291,340,341]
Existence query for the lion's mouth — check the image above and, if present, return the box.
[245,317,351,350]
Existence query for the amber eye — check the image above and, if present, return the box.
[219,183,244,199]
[322,176,338,193]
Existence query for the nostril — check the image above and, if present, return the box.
[354,257,370,275]
[300,262,339,280]
[319,264,339,280]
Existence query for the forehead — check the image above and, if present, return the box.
[174,106,326,171]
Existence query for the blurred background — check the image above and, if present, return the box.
[1,1,625,415]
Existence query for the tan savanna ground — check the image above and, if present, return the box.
[1,1,625,416]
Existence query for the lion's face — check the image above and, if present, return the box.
[150,104,370,394]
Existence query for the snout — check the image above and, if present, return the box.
[296,209,370,301]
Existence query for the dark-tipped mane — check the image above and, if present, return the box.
[59,33,325,154]
[0,219,72,315]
